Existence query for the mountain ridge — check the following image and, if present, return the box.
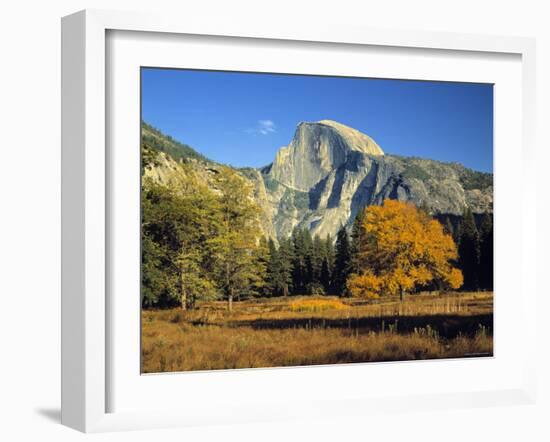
[142,121,492,241]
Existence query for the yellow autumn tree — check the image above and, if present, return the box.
[347,199,463,301]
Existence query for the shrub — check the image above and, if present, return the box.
[306,283,326,296]
[289,298,347,313]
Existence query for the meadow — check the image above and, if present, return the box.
[141,291,493,373]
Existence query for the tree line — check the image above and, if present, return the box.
[260,205,493,299]
[141,144,266,311]
[142,145,493,310]
[442,208,493,291]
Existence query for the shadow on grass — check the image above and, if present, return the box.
[221,313,493,339]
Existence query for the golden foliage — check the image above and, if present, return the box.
[346,271,382,299]
[348,200,463,299]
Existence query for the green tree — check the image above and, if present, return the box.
[266,237,295,297]
[210,167,265,311]
[251,236,270,298]
[141,175,219,309]
[141,233,172,307]
[324,233,335,268]
[176,248,217,310]
[320,257,331,293]
[479,212,493,290]
[303,229,314,289]
[333,226,352,295]
[312,234,325,286]
[291,228,310,294]
[458,207,481,290]
[266,238,282,296]
[350,209,366,274]
[444,217,454,237]
[322,234,335,293]
[278,237,294,296]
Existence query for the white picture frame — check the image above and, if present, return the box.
[61,9,538,433]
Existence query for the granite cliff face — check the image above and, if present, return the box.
[143,121,493,242]
[269,120,383,191]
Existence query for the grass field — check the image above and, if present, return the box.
[141,291,493,373]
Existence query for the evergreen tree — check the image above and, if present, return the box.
[304,253,315,293]
[444,216,454,237]
[303,228,314,288]
[320,257,331,293]
[323,234,335,293]
[458,207,481,290]
[254,237,271,297]
[312,235,325,285]
[452,218,461,245]
[265,237,293,297]
[291,227,307,294]
[350,209,366,273]
[333,226,352,295]
[266,238,282,296]
[278,237,294,296]
[479,212,494,290]
[324,234,335,268]
[291,228,315,293]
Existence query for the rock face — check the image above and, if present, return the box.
[269,120,384,191]
[249,121,492,240]
[143,121,493,242]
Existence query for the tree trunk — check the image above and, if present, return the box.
[283,284,288,297]
[400,289,404,303]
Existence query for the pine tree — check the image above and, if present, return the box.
[266,238,282,296]
[312,235,325,285]
[320,257,331,293]
[254,237,271,297]
[323,234,335,293]
[444,217,454,237]
[479,212,494,290]
[458,207,481,290]
[350,208,366,273]
[264,237,294,297]
[278,237,294,296]
[291,227,306,294]
[304,253,315,293]
[325,233,335,268]
[333,226,352,295]
[303,228,314,288]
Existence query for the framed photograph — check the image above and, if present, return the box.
[61,9,537,432]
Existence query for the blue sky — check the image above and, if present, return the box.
[141,68,493,172]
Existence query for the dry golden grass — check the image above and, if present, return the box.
[141,291,493,373]
[289,298,347,312]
